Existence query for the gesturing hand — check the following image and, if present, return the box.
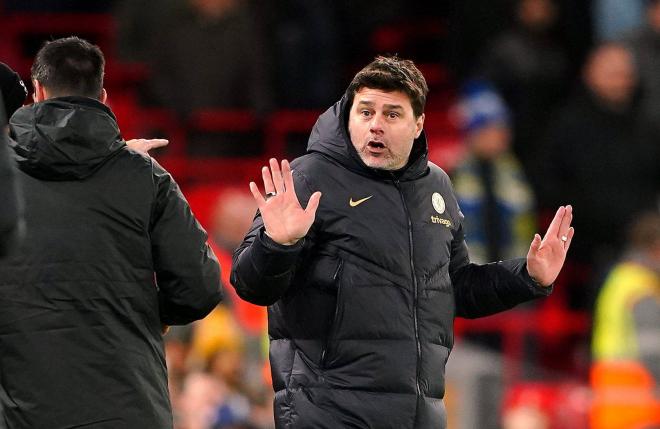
[249,158,322,246]
[527,205,575,286]
[125,138,169,156]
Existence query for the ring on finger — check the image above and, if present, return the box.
[266,191,277,200]
[561,235,568,242]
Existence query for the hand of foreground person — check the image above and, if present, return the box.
[526,205,574,286]
[125,138,169,155]
[249,158,322,246]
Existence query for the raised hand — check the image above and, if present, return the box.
[249,158,322,246]
[527,205,575,286]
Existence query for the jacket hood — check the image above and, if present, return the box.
[306,94,429,181]
[9,96,125,180]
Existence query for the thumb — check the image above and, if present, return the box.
[529,233,542,254]
[304,192,322,216]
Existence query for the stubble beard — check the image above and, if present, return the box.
[357,146,406,171]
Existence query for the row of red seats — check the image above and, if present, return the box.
[0,11,463,184]
[108,91,463,185]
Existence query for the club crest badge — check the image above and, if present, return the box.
[432,192,445,214]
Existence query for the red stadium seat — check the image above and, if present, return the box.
[503,382,590,429]
[0,13,116,79]
[185,109,262,157]
[265,109,321,157]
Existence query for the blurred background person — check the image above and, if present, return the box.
[116,0,270,117]
[590,211,660,429]
[115,0,271,156]
[621,0,660,123]
[447,81,536,429]
[536,42,660,307]
[453,80,535,264]
[260,0,342,110]
[164,186,272,428]
[477,0,570,183]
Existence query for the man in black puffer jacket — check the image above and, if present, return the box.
[0,64,28,258]
[0,37,222,428]
[0,93,23,258]
[232,56,574,428]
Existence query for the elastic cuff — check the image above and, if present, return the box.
[521,265,553,297]
[260,228,305,251]
[251,228,304,276]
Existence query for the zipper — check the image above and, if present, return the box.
[321,259,344,367]
[393,178,422,398]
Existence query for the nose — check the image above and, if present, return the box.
[369,113,385,135]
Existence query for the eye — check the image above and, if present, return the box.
[387,112,400,119]
[360,110,371,117]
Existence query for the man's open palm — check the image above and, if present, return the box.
[527,205,574,286]
[249,158,321,245]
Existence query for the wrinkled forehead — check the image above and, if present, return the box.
[351,87,414,111]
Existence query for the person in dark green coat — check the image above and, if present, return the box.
[0,37,222,429]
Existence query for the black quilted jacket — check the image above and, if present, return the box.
[232,95,550,428]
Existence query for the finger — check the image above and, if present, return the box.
[558,204,573,238]
[269,158,285,195]
[249,181,266,208]
[146,139,169,149]
[282,159,296,195]
[304,191,322,215]
[529,233,542,254]
[563,227,575,250]
[261,166,275,195]
[544,206,566,239]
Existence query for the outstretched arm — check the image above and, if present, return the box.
[151,160,222,325]
[452,206,574,318]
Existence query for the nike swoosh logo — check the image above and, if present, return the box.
[349,196,373,207]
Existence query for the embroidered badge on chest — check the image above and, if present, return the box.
[431,192,452,228]
[432,192,445,214]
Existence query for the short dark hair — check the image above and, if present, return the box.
[31,36,105,98]
[346,55,428,118]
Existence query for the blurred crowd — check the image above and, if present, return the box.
[1,0,659,428]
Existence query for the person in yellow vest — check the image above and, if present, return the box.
[591,211,660,429]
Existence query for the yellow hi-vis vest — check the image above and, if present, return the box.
[591,262,660,429]
[592,261,660,361]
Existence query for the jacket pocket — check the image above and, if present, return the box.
[320,258,344,368]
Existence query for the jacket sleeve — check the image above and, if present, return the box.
[230,169,313,306]
[150,160,222,324]
[449,222,552,319]
[0,99,23,258]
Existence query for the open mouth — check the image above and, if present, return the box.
[368,141,386,149]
